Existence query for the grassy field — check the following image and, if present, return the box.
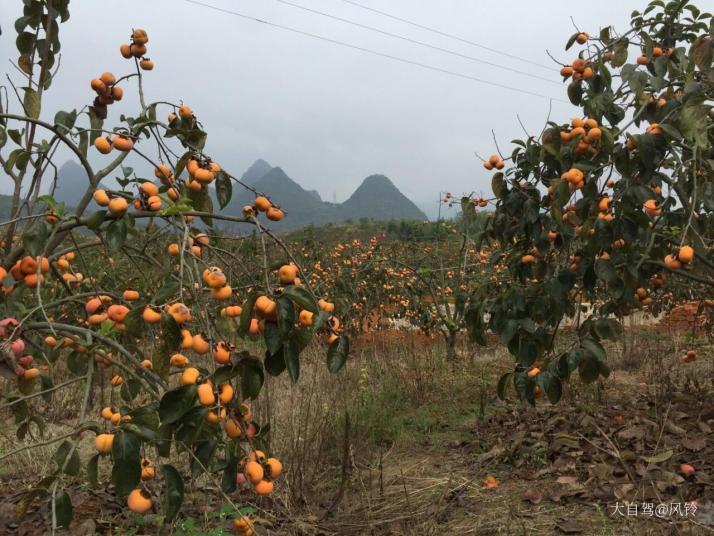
[1,325,711,535]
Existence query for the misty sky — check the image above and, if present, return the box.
[1,0,645,218]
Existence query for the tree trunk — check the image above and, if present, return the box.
[445,330,457,363]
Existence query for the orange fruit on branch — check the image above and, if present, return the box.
[254,196,271,212]
[678,245,694,264]
[180,367,200,385]
[94,137,112,154]
[95,433,114,454]
[127,489,152,514]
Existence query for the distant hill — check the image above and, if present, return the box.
[216,162,426,231]
[217,166,341,231]
[46,159,427,231]
[52,160,90,206]
[341,174,426,222]
[0,159,88,222]
[241,158,273,184]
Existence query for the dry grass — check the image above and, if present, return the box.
[0,328,711,535]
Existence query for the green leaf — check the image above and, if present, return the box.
[611,39,629,67]
[491,172,505,199]
[284,338,300,383]
[582,337,607,362]
[16,32,35,55]
[496,372,512,400]
[187,187,213,226]
[120,379,142,402]
[159,385,197,425]
[161,464,184,521]
[156,423,173,458]
[276,295,297,337]
[679,101,711,150]
[213,365,240,384]
[214,170,232,209]
[78,129,88,158]
[53,441,80,476]
[111,431,141,496]
[264,348,286,377]
[85,210,105,231]
[160,312,182,350]
[594,258,619,284]
[22,222,49,257]
[578,352,600,383]
[67,351,88,375]
[174,152,191,179]
[221,446,238,493]
[238,357,264,400]
[10,399,28,424]
[153,280,180,305]
[87,454,99,487]
[8,129,22,145]
[40,375,53,402]
[191,440,217,478]
[29,416,46,438]
[326,335,349,374]
[262,321,283,357]
[88,108,103,144]
[567,80,583,105]
[53,490,73,528]
[591,318,622,341]
[127,405,160,431]
[541,127,561,158]
[238,291,261,336]
[53,109,76,133]
[599,26,611,45]
[105,220,127,253]
[174,406,208,446]
[282,286,319,314]
[565,32,579,50]
[536,371,563,404]
[23,87,40,119]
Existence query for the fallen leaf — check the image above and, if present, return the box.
[523,488,542,504]
[590,463,614,480]
[682,436,707,452]
[642,449,673,463]
[551,433,581,451]
[477,445,504,464]
[665,421,686,435]
[555,475,579,486]
[652,470,685,490]
[555,519,586,533]
[617,425,647,441]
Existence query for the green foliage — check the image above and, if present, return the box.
[465,0,714,404]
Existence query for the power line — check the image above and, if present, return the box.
[273,0,559,86]
[182,0,568,103]
[335,0,554,71]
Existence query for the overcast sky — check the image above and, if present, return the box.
[1,0,645,218]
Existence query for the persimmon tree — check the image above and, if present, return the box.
[466,0,714,403]
[297,213,502,362]
[0,1,348,531]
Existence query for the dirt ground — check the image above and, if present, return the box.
[0,330,712,535]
